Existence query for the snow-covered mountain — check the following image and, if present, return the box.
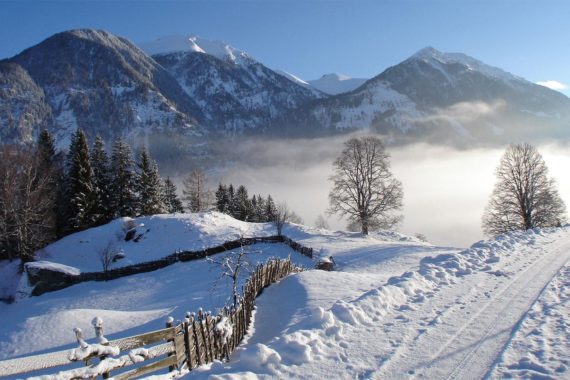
[1,34,569,150]
[0,62,53,143]
[1,29,205,149]
[308,73,368,95]
[141,35,325,135]
[276,47,570,145]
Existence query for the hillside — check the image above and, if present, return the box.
[1,213,569,379]
[183,225,570,379]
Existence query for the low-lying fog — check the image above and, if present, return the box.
[207,137,569,248]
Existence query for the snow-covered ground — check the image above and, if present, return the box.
[178,226,570,379]
[1,213,568,380]
[490,262,570,378]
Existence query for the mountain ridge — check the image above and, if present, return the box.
[0,32,568,153]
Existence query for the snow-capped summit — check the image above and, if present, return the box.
[409,46,522,82]
[140,35,250,64]
[274,69,311,87]
[308,73,367,95]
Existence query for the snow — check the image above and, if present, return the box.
[2,212,569,379]
[25,261,81,276]
[312,80,423,132]
[273,70,310,87]
[174,226,570,379]
[411,46,524,83]
[214,316,234,345]
[34,212,277,273]
[490,261,570,378]
[140,35,250,65]
[307,73,367,95]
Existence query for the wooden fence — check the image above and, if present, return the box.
[0,257,302,379]
[29,235,313,296]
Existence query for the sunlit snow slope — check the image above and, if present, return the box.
[182,226,570,380]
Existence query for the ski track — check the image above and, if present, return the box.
[352,233,570,379]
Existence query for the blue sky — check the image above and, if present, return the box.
[1,0,568,95]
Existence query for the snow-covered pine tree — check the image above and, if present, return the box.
[215,184,229,213]
[162,177,184,213]
[64,129,99,232]
[227,184,236,217]
[91,136,112,225]
[137,148,166,215]
[234,185,251,221]
[250,195,259,222]
[264,194,277,222]
[255,195,267,222]
[109,138,138,218]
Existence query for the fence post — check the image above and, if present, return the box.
[91,317,111,378]
[166,316,175,372]
[183,312,193,370]
[198,309,211,363]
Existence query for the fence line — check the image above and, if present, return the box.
[28,235,314,296]
[0,257,302,379]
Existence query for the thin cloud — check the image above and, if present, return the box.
[407,99,507,125]
[536,80,567,91]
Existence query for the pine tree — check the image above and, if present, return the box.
[250,195,259,222]
[91,136,112,224]
[36,129,61,238]
[109,138,138,217]
[64,129,99,231]
[37,129,56,173]
[137,148,166,215]
[234,185,251,221]
[162,177,184,213]
[227,184,236,217]
[215,184,229,213]
[256,195,266,222]
[264,194,277,222]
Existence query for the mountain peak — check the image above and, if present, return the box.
[411,46,441,59]
[319,73,352,81]
[308,73,367,95]
[140,35,250,64]
[408,46,522,82]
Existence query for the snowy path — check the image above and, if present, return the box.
[188,228,570,379]
[489,261,570,378]
[376,230,570,379]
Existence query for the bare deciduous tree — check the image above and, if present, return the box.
[183,169,213,213]
[274,202,291,236]
[207,242,254,307]
[314,214,330,229]
[0,145,55,262]
[482,143,567,237]
[99,242,117,273]
[328,136,403,235]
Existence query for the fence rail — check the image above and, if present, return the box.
[0,257,303,379]
[28,235,314,296]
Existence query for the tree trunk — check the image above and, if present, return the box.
[361,217,369,235]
